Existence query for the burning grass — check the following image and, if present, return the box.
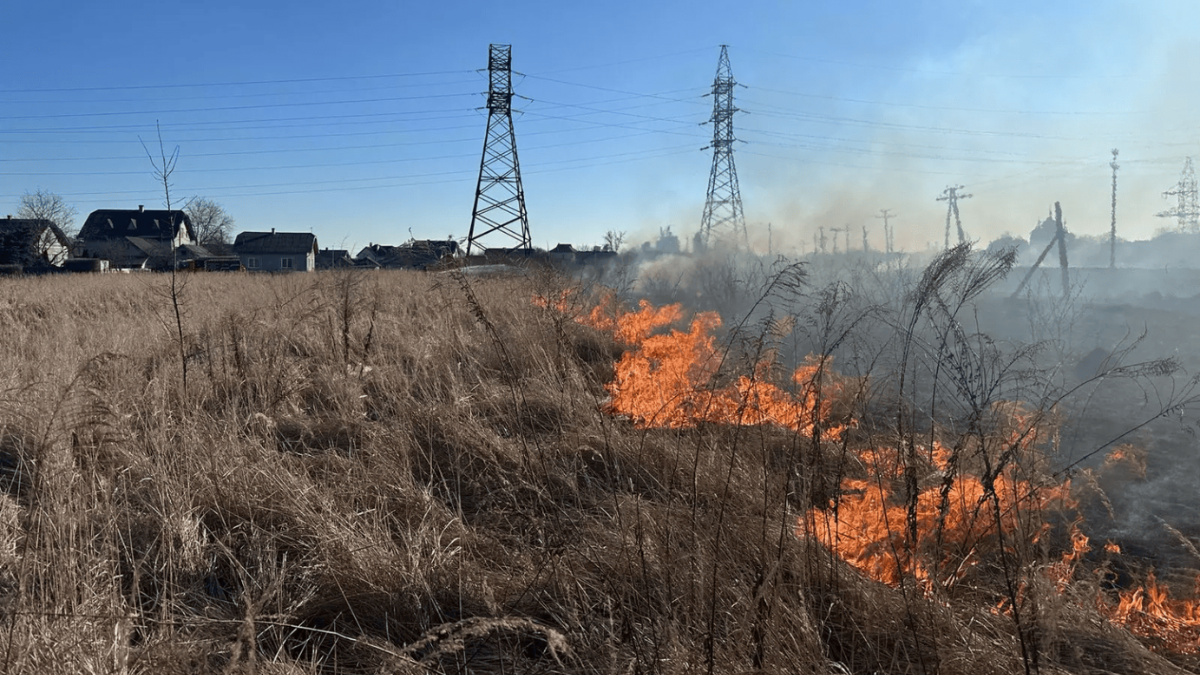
[0,263,1194,673]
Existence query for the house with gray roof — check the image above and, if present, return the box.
[0,216,70,271]
[77,206,196,269]
[233,230,317,272]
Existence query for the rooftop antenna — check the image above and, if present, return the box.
[699,45,748,250]
[466,44,531,255]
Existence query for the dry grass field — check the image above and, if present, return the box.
[0,258,1196,674]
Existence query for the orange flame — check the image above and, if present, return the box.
[1102,443,1148,478]
[572,298,845,436]
[1104,571,1200,653]
[538,294,1200,653]
[801,457,1072,589]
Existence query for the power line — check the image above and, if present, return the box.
[749,84,1146,116]
[0,92,479,121]
[0,144,698,201]
[0,79,483,105]
[736,46,1135,80]
[0,70,477,94]
[0,109,481,134]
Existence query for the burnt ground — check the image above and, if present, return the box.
[978,292,1200,586]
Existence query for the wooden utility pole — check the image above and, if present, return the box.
[1012,202,1071,299]
[876,209,896,253]
[937,186,972,248]
[1056,202,1070,297]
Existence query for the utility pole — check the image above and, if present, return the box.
[936,185,972,248]
[1156,157,1199,233]
[843,226,850,254]
[862,225,869,253]
[466,44,531,255]
[818,227,827,255]
[1109,149,1119,268]
[699,45,748,250]
[1056,202,1070,297]
[829,227,840,255]
[876,209,896,254]
[1012,201,1071,299]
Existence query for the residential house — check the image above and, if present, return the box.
[354,239,458,270]
[549,243,577,265]
[0,216,70,271]
[233,230,317,272]
[316,248,354,269]
[77,206,196,269]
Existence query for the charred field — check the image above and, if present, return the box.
[0,250,1199,674]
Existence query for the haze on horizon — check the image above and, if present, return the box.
[2,0,1197,254]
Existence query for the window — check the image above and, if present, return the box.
[247,257,259,269]
[280,257,293,269]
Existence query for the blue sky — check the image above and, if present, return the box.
[2,0,1198,254]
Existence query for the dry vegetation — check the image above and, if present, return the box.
[0,259,1195,674]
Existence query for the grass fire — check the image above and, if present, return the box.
[1,248,1199,673]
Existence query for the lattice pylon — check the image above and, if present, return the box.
[1156,157,1199,233]
[466,44,531,255]
[699,45,748,251]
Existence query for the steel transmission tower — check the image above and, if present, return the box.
[466,44,531,255]
[1156,157,1199,233]
[699,45,748,250]
[937,185,972,248]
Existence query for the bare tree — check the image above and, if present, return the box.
[16,188,78,239]
[185,197,235,246]
[603,229,626,253]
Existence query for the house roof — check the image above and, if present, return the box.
[355,243,448,269]
[124,237,174,258]
[83,237,178,269]
[0,218,69,266]
[79,209,195,243]
[176,243,215,259]
[316,249,353,268]
[234,231,318,255]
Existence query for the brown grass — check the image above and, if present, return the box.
[0,267,1192,674]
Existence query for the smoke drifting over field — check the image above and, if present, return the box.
[632,4,1200,256]
[608,246,1200,589]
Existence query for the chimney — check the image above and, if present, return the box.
[138,205,144,212]
[271,227,276,235]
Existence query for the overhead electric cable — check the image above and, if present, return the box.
[0,70,477,94]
